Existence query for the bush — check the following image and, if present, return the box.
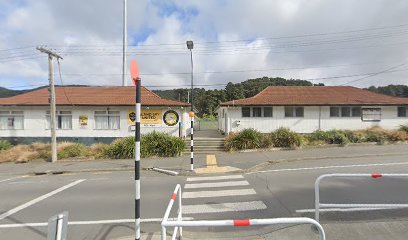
[386,130,408,142]
[57,143,86,159]
[106,132,185,159]
[307,130,349,145]
[225,128,263,151]
[270,128,302,148]
[400,125,408,133]
[106,136,135,159]
[364,127,388,144]
[0,140,12,152]
[0,144,39,163]
[86,143,109,159]
[141,131,185,158]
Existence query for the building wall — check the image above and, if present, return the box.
[219,106,408,133]
[0,106,188,144]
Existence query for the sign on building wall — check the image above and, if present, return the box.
[128,110,162,125]
[79,115,88,127]
[163,110,179,126]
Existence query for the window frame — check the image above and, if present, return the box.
[263,107,273,117]
[94,110,121,130]
[241,107,250,118]
[398,106,407,117]
[46,110,73,130]
[361,108,381,122]
[330,106,361,118]
[285,106,304,118]
[252,107,262,117]
[0,110,24,130]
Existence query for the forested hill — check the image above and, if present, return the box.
[154,77,324,117]
[365,85,408,98]
[0,87,26,98]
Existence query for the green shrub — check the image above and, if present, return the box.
[106,132,185,159]
[106,136,135,159]
[400,125,408,133]
[0,140,12,152]
[270,128,302,148]
[225,128,263,151]
[365,127,388,144]
[57,143,86,159]
[344,130,367,143]
[141,131,185,157]
[307,130,350,145]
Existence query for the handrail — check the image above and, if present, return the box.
[315,173,408,222]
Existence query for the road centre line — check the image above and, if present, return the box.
[183,201,267,214]
[186,175,244,182]
[185,180,249,189]
[182,189,256,198]
[247,161,408,174]
[0,175,27,183]
[0,179,85,221]
[0,217,194,228]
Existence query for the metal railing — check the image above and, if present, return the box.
[162,185,326,240]
[315,173,408,222]
[162,184,183,240]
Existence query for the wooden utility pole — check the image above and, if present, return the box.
[37,47,63,163]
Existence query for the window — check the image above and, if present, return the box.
[0,111,24,130]
[351,107,361,117]
[46,111,72,129]
[285,107,304,117]
[264,107,273,117]
[252,107,262,117]
[341,107,351,117]
[330,107,340,117]
[331,106,361,117]
[362,108,381,122]
[95,110,120,129]
[242,107,250,117]
[398,106,407,117]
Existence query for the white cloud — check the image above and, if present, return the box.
[0,0,407,90]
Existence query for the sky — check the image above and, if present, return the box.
[0,0,408,90]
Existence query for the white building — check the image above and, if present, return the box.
[218,86,408,134]
[0,86,190,144]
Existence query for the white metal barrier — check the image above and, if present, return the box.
[315,173,408,222]
[162,184,326,240]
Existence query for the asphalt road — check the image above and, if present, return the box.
[1,153,408,239]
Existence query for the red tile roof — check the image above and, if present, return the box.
[0,86,190,106]
[220,86,408,106]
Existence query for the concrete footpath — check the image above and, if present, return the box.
[117,220,408,239]
[0,144,408,177]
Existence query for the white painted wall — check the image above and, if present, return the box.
[0,106,188,138]
[218,106,408,133]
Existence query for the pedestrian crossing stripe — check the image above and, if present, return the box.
[184,180,249,189]
[186,175,244,182]
[182,201,267,214]
[182,189,256,198]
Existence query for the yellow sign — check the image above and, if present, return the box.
[128,110,162,125]
[79,115,88,126]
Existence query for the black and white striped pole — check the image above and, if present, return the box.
[189,111,194,171]
[186,40,194,171]
[131,59,141,240]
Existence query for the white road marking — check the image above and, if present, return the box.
[183,201,267,214]
[185,180,249,189]
[182,189,256,198]
[0,179,85,221]
[248,161,408,174]
[0,175,27,183]
[186,175,244,182]
[0,217,194,228]
[296,207,403,213]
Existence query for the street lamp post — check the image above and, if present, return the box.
[186,40,194,171]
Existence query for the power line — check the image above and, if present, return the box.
[341,62,408,86]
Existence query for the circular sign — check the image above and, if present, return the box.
[163,110,179,126]
[128,111,136,122]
